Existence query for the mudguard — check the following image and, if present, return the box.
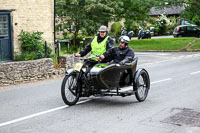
[66,69,74,76]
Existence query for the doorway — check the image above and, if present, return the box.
[0,11,13,62]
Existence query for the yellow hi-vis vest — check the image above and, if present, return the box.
[90,36,109,60]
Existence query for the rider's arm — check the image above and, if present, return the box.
[106,37,116,50]
[79,38,94,57]
[119,48,135,65]
[103,47,115,59]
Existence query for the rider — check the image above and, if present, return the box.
[98,35,135,85]
[75,25,115,61]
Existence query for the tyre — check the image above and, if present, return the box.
[61,72,80,105]
[133,69,150,102]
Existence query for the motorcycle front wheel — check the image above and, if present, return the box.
[61,72,80,105]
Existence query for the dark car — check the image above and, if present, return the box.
[173,25,200,38]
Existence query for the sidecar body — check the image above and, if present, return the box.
[90,57,138,90]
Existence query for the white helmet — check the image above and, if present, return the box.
[119,36,130,44]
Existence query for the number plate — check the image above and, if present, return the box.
[73,63,83,72]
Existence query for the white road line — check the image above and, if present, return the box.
[109,78,173,92]
[0,78,173,127]
[190,71,200,75]
[151,78,172,85]
[0,99,91,127]
[138,53,200,67]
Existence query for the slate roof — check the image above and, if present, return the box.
[150,6,185,16]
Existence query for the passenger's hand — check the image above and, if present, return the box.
[75,53,81,57]
[98,55,105,61]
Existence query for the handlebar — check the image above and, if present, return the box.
[73,54,100,61]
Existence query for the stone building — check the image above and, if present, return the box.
[0,0,54,61]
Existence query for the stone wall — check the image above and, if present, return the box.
[0,58,65,87]
[0,0,54,52]
[58,55,80,69]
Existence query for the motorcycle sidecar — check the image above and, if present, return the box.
[61,57,150,106]
[90,57,150,101]
[90,57,137,89]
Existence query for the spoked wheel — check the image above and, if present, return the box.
[61,72,80,105]
[134,69,150,102]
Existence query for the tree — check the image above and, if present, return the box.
[155,0,200,26]
[56,0,122,46]
[116,0,155,31]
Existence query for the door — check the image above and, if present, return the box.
[0,13,13,61]
[186,26,196,37]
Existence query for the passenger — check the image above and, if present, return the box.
[75,25,115,61]
[98,35,135,86]
[98,35,135,65]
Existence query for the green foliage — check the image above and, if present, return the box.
[155,14,169,35]
[118,0,155,26]
[16,31,52,61]
[111,22,122,37]
[189,39,200,50]
[191,15,200,26]
[56,0,122,45]
[60,36,93,55]
[156,0,200,27]
[18,31,44,52]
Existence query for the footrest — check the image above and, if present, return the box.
[120,90,134,97]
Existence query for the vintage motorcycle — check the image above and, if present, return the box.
[61,54,150,105]
[115,27,134,43]
[138,27,151,39]
[121,27,134,39]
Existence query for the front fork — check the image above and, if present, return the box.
[75,70,93,96]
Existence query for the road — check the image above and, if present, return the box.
[0,52,200,133]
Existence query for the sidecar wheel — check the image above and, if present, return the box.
[134,69,150,102]
[61,72,80,105]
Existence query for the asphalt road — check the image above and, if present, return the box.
[0,52,200,133]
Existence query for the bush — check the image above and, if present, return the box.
[111,22,122,37]
[59,36,93,55]
[16,31,52,61]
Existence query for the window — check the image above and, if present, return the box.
[0,15,8,37]
[187,26,196,31]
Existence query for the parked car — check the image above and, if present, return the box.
[173,25,200,38]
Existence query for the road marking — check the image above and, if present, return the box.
[0,78,173,127]
[138,53,200,67]
[190,71,200,75]
[151,78,172,85]
[0,99,91,127]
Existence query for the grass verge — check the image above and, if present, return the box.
[188,39,200,51]
[129,37,197,51]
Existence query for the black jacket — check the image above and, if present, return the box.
[79,34,115,57]
[103,46,135,65]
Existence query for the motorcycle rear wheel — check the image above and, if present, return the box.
[61,72,80,105]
